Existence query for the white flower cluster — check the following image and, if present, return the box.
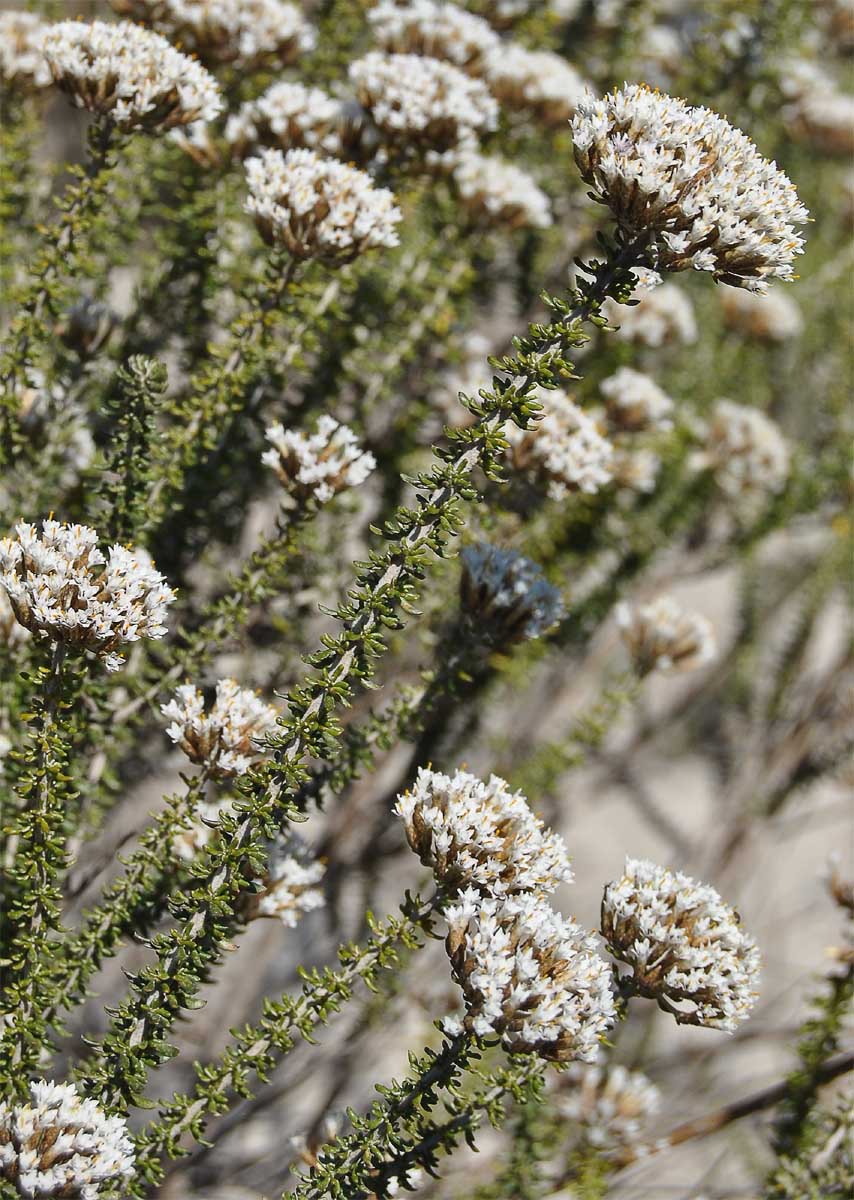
[0,520,175,671]
[601,857,761,1031]
[781,59,854,157]
[692,399,790,498]
[42,20,222,133]
[263,415,376,504]
[572,84,809,291]
[0,1080,134,1199]
[611,447,661,495]
[616,595,716,676]
[445,889,616,1060]
[226,82,342,159]
[245,148,402,265]
[556,1062,661,1150]
[348,52,498,155]
[507,389,615,498]
[599,368,674,433]
[172,798,229,862]
[368,0,501,73]
[0,11,52,89]
[452,153,552,229]
[111,0,314,68]
[459,543,564,643]
[395,766,572,897]
[719,284,804,342]
[161,679,278,777]
[602,281,698,348]
[485,44,588,125]
[251,845,326,927]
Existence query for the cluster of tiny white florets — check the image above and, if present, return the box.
[0,520,175,671]
[349,52,498,154]
[599,368,674,433]
[452,153,552,229]
[162,679,278,777]
[719,285,804,342]
[616,595,716,676]
[691,399,790,498]
[556,1062,662,1151]
[506,389,615,498]
[0,11,52,89]
[245,148,402,264]
[250,843,326,927]
[111,0,314,68]
[368,0,501,73]
[41,20,222,133]
[611,447,661,495]
[781,59,854,157]
[226,82,343,159]
[459,543,564,643]
[602,279,698,348]
[444,889,616,1060]
[601,857,761,1031]
[485,44,588,125]
[262,415,377,504]
[395,766,572,897]
[572,84,809,291]
[0,1080,134,1199]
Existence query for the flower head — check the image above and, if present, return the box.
[0,1080,134,1198]
[719,285,803,342]
[245,148,402,265]
[248,840,326,927]
[110,0,315,68]
[395,766,572,897]
[368,0,501,72]
[262,415,376,504]
[616,595,716,676]
[42,20,222,132]
[349,52,498,156]
[226,82,343,159]
[0,520,175,671]
[445,890,616,1060]
[452,153,552,229]
[602,280,697,347]
[459,543,564,643]
[161,679,278,776]
[485,44,588,125]
[599,367,673,433]
[691,399,790,497]
[556,1063,661,1151]
[601,857,761,1031]
[572,84,809,291]
[506,389,614,498]
[0,11,52,89]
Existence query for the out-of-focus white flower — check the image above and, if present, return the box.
[612,447,661,495]
[616,595,716,676]
[572,84,809,291]
[445,889,616,1060]
[368,0,501,73]
[172,798,230,862]
[485,44,588,125]
[781,61,854,157]
[429,332,493,429]
[0,11,52,89]
[225,82,343,159]
[161,679,278,777]
[602,282,697,348]
[349,52,498,155]
[111,0,315,68]
[0,1080,134,1198]
[0,520,175,671]
[601,857,761,1031]
[452,153,552,228]
[506,389,615,498]
[245,148,402,264]
[396,766,572,897]
[556,1062,661,1150]
[719,284,804,342]
[42,20,222,132]
[0,590,29,651]
[263,415,376,504]
[691,399,790,498]
[250,842,326,927]
[460,543,564,643]
[600,368,673,433]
